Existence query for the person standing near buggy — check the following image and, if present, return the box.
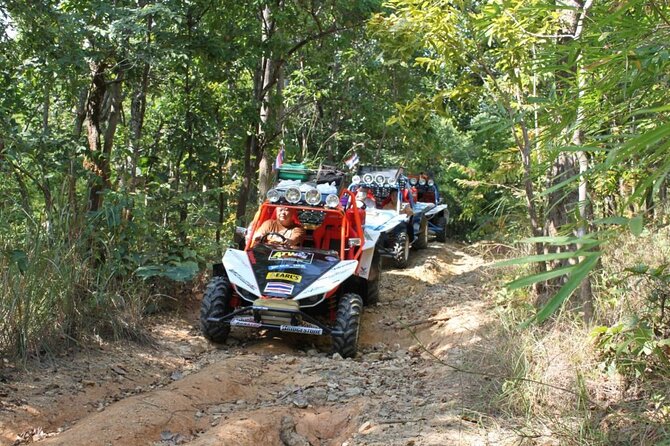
[253,206,306,247]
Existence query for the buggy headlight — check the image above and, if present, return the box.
[387,177,397,187]
[285,187,301,204]
[419,178,426,186]
[375,175,385,186]
[351,175,361,184]
[409,177,417,186]
[266,189,280,203]
[362,174,373,184]
[325,194,339,208]
[428,179,434,186]
[305,188,321,205]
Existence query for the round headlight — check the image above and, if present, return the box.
[351,175,361,184]
[266,188,280,202]
[428,179,434,186]
[325,194,340,208]
[409,177,417,186]
[305,188,321,205]
[362,174,373,184]
[375,175,385,186]
[388,177,397,186]
[419,178,426,186]
[285,187,301,204]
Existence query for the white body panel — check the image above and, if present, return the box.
[356,228,380,279]
[363,208,408,233]
[292,260,358,300]
[425,204,448,217]
[222,249,260,295]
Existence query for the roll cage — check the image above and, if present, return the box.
[348,167,415,213]
[245,189,365,261]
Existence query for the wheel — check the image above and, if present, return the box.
[415,218,428,249]
[365,249,382,305]
[259,231,288,245]
[332,293,363,358]
[436,214,448,242]
[391,230,410,269]
[200,276,233,343]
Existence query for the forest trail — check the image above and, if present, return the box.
[0,241,518,446]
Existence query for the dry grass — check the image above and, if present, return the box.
[476,227,670,444]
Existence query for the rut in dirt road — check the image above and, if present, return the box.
[3,242,517,446]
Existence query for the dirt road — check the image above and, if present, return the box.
[0,241,514,446]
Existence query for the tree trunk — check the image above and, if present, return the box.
[257,2,281,202]
[42,81,50,136]
[83,62,123,214]
[83,61,108,213]
[235,133,257,224]
[557,0,595,321]
[129,19,151,195]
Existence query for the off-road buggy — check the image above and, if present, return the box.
[407,173,450,242]
[200,180,381,358]
[347,167,432,269]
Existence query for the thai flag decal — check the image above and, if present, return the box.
[264,281,294,295]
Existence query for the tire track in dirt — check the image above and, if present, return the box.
[2,241,517,446]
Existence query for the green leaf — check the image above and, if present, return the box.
[625,263,649,274]
[629,104,670,116]
[520,236,601,246]
[522,255,600,327]
[135,261,199,282]
[495,250,599,267]
[507,264,576,290]
[8,249,28,273]
[593,216,630,226]
[629,215,644,236]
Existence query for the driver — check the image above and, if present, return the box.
[253,206,306,247]
[382,187,414,216]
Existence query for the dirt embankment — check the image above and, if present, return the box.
[0,241,514,446]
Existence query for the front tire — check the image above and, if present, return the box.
[436,214,449,242]
[200,276,233,343]
[332,293,363,358]
[391,230,410,269]
[415,218,428,249]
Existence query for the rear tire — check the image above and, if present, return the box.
[332,293,363,358]
[436,214,449,242]
[200,276,233,343]
[391,230,410,269]
[415,219,428,249]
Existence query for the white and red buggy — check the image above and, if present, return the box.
[200,182,382,358]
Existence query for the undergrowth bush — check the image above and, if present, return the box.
[0,191,216,360]
[485,227,670,444]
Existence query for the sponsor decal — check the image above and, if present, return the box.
[329,262,350,273]
[264,282,294,295]
[269,250,313,263]
[280,325,323,335]
[229,269,258,291]
[358,266,369,276]
[324,255,339,262]
[230,317,262,328]
[268,263,306,271]
[266,272,302,282]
